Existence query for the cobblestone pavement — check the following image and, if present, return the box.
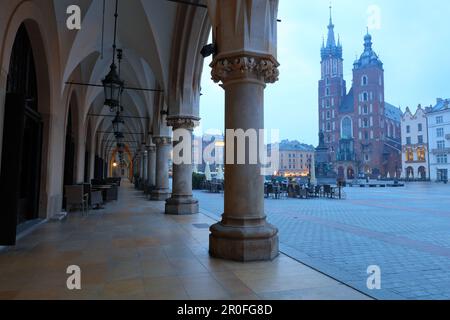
[194,182,450,300]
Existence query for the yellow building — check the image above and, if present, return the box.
[277,140,315,177]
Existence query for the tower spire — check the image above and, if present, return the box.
[329,4,333,26]
[326,4,336,47]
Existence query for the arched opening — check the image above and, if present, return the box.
[406,166,414,179]
[347,167,355,180]
[62,103,76,209]
[418,166,426,180]
[337,166,345,180]
[0,23,43,245]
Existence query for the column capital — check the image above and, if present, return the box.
[210,54,279,85]
[153,136,172,146]
[146,145,156,153]
[166,116,200,130]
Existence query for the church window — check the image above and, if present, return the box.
[326,87,330,96]
[341,117,353,139]
[362,92,368,102]
[363,105,368,114]
[363,118,369,128]
[362,75,368,86]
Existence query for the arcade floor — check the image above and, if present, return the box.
[0,181,369,300]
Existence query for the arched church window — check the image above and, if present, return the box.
[363,105,368,114]
[362,75,368,86]
[363,92,368,101]
[341,117,353,139]
[363,118,369,128]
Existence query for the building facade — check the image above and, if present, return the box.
[401,106,429,180]
[276,140,315,177]
[318,11,402,180]
[193,133,224,173]
[427,98,450,182]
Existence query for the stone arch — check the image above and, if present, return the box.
[418,166,426,180]
[0,14,55,244]
[406,166,414,179]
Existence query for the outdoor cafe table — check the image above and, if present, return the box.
[92,185,113,202]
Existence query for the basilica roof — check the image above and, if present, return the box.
[385,103,402,122]
[339,88,354,113]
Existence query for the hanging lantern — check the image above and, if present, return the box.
[112,112,125,136]
[102,0,124,110]
[103,64,124,108]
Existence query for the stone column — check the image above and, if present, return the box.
[147,144,156,187]
[0,69,7,172]
[165,117,199,215]
[208,0,280,262]
[143,149,148,185]
[151,136,172,201]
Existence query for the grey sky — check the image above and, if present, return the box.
[197,0,450,146]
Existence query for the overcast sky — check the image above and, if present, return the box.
[196,0,450,146]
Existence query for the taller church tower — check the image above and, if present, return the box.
[318,8,346,160]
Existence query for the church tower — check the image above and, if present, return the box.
[318,7,346,160]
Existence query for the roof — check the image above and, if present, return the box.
[429,98,450,113]
[385,102,402,122]
[278,140,315,152]
[353,33,383,70]
[339,88,354,113]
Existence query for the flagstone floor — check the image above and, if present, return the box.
[0,180,370,300]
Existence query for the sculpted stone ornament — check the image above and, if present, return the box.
[152,136,172,146]
[211,55,280,84]
[166,116,200,130]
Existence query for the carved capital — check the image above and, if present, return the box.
[145,145,156,153]
[153,136,172,146]
[166,116,200,130]
[210,54,280,85]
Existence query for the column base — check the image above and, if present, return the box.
[165,196,199,215]
[209,222,279,262]
[150,189,171,201]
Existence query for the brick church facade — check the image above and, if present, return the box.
[318,11,402,180]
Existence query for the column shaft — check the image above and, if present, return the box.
[147,146,156,187]
[151,137,171,201]
[165,117,199,215]
[209,55,280,262]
